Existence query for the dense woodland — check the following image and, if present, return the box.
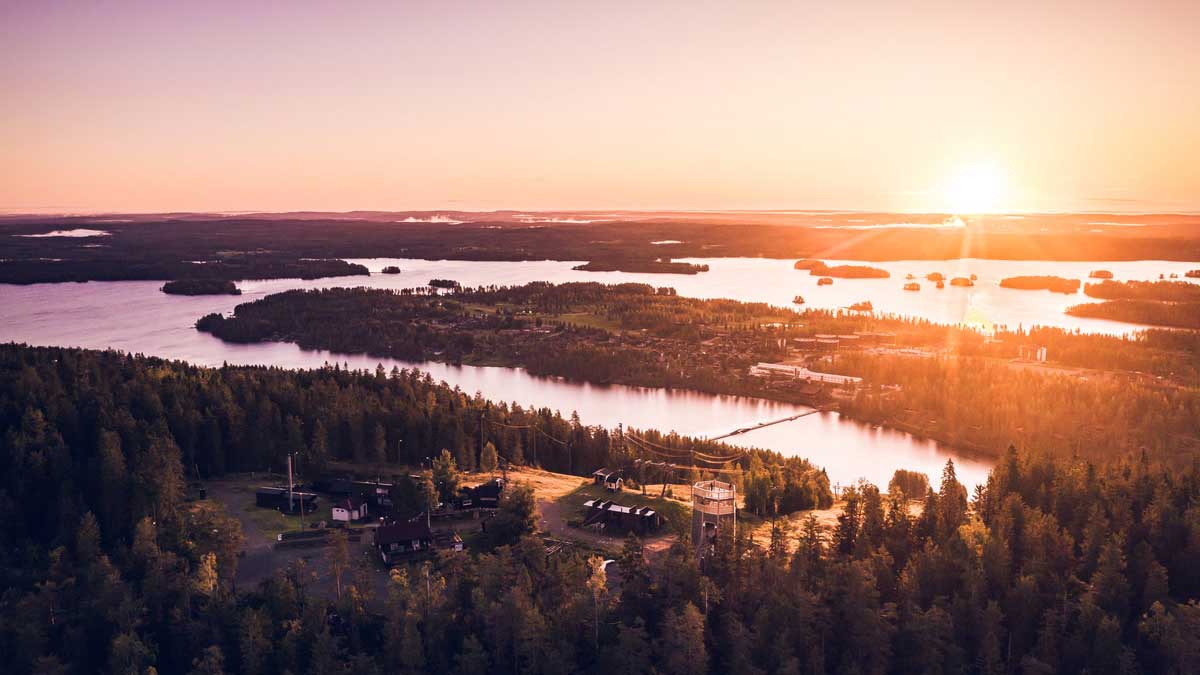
[829,351,1200,460]
[2,344,1200,673]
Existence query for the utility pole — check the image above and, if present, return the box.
[530,422,537,467]
[287,453,294,511]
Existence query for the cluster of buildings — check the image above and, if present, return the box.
[256,472,509,565]
[371,478,507,564]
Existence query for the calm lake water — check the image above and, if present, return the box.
[6,257,1194,489]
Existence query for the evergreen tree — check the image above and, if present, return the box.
[480,441,499,473]
[657,603,708,675]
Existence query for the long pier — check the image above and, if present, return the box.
[707,408,829,442]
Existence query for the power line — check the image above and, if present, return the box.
[482,416,568,446]
[624,432,745,464]
[624,434,745,465]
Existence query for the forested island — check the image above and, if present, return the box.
[161,279,241,295]
[999,275,1081,293]
[2,343,1198,674]
[195,283,824,405]
[193,281,1200,462]
[573,258,710,274]
[795,259,890,278]
[1066,281,1200,328]
[381,265,402,274]
[0,252,369,284]
[1067,300,1200,329]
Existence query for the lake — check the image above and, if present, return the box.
[6,256,1191,489]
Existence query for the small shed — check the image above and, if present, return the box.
[592,468,623,492]
[605,473,624,492]
[332,496,369,523]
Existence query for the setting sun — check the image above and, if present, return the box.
[942,163,1009,214]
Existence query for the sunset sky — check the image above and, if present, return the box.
[2,1,1198,214]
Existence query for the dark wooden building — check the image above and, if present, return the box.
[582,499,662,534]
[374,520,433,564]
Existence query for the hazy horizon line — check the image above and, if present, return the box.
[3,208,1199,219]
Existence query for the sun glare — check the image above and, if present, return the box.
[942,163,1008,214]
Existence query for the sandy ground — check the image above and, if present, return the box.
[482,468,679,557]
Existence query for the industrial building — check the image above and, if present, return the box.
[748,362,862,387]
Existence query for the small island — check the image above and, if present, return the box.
[817,277,833,286]
[1089,270,1114,279]
[793,259,826,270]
[1186,269,1200,278]
[428,278,461,289]
[949,277,974,287]
[381,265,402,274]
[161,279,241,295]
[999,276,1080,293]
[848,300,873,311]
[925,272,944,282]
[793,295,805,305]
[573,258,710,274]
[794,260,890,278]
[903,282,920,291]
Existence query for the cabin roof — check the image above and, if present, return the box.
[375,521,432,545]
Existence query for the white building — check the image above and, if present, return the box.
[332,496,369,523]
[748,362,862,386]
